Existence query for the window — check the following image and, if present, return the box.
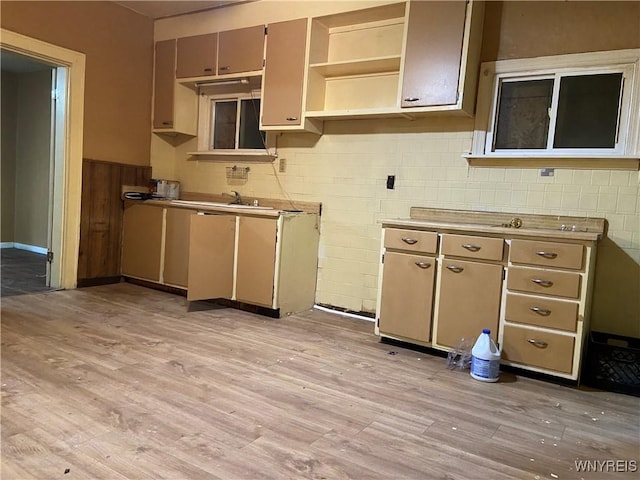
[469,49,640,168]
[210,97,264,150]
[195,80,268,155]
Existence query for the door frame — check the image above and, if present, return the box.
[1,28,85,289]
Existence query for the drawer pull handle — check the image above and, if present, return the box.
[446,265,464,273]
[536,251,558,259]
[404,97,420,102]
[401,237,418,245]
[530,306,552,316]
[219,66,230,71]
[462,244,481,252]
[531,278,554,288]
[415,261,432,269]
[527,338,549,348]
[286,117,298,121]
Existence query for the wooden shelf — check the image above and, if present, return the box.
[309,55,401,78]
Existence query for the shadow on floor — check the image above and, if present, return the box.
[1,248,53,297]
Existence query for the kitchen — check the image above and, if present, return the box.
[1,1,639,478]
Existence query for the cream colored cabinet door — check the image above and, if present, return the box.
[400,1,466,107]
[435,259,502,348]
[236,216,278,307]
[153,39,176,129]
[379,252,436,343]
[187,214,236,301]
[121,204,164,282]
[176,33,217,78]
[261,18,307,127]
[163,208,196,288]
[217,25,265,75]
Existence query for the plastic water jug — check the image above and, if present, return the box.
[470,329,501,382]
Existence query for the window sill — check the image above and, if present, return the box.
[187,150,276,161]
[464,155,639,171]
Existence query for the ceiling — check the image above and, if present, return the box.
[112,1,250,19]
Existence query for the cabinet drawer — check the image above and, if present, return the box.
[441,234,504,261]
[505,293,579,332]
[384,229,437,254]
[507,267,581,299]
[502,325,575,374]
[510,239,584,270]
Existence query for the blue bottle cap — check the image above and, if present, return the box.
[482,328,491,334]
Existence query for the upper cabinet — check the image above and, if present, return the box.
[305,3,406,118]
[217,25,265,75]
[261,18,322,134]
[304,0,484,121]
[152,1,485,137]
[152,39,197,135]
[401,0,467,108]
[176,33,217,78]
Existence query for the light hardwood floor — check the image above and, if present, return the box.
[1,283,638,479]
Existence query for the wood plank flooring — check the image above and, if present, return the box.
[2,283,638,479]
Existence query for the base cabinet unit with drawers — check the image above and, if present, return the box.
[376,208,605,382]
[121,202,320,317]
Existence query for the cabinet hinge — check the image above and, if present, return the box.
[376,318,379,328]
[264,26,268,35]
[47,251,54,263]
[381,253,385,264]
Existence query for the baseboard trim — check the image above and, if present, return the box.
[1,243,47,254]
[77,276,123,288]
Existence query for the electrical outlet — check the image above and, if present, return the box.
[279,158,287,173]
[540,168,555,177]
[386,175,395,189]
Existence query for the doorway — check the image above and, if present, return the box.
[1,50,55,296]
[0,29,85,291]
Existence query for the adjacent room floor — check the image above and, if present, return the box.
[1,283,638,479]
[0,248,52,297]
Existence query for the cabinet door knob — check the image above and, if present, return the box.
[414,261,431,269]
[401,237,418,245]
[446,265,464,273]
[403,97,420,102]
[536,251,558,259]
[530,306,552,316]
[527,338,549,348]
[462,244,481,252]
[286,117,298,121]
[531,278,554,288]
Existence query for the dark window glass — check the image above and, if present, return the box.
[213,101,237,149]
[494,79,554,150]
[553,73,622,149]
[239,98,264,149]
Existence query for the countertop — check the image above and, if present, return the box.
[380,207,606,242]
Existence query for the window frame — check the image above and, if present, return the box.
[469,49,640,168]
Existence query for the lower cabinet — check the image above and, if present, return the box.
[236,216,277,307]
[187,213,235,301]
[434,258,502,348]
[376,219,600,382]
[163,207,197,288]
[121,203,164,282]
[379,251,436,343]
[122,205,319,317]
